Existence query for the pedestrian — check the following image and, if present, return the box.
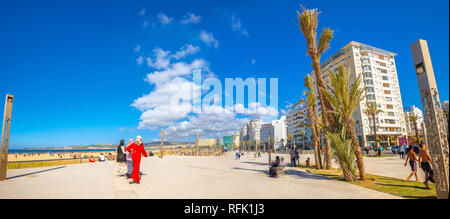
[290,149,296,167]
[126,136,148,184]
[125,139,134,178]
[116,139,127,175]
[258,150,261,158]
[418,143,434,189]
[399,145,405,159]
[269,156,280,177]
[235,149,240,159]
[306,157,311,168]
[294,149,300,166]
[405,145,419,182]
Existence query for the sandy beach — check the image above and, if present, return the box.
[8,151,117,162]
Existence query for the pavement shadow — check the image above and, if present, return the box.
[283,169,332,181]
[6,166,66,180]
[232,167,269,176]
[242,161,269,166]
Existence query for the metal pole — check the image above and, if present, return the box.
[196,132,199,156]
[0,94,14,181]
[411,39,449,199]
[160,129,164,158]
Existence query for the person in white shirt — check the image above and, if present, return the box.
[125,139,134,178]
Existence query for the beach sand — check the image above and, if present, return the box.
[8,151,117,162]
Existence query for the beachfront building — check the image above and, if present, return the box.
[404,105,424,137]
[317,41,407,148]
[248,119,263,145]
[197,138,218,148]
[286,104,311,148]
[259,116,288,150]
[232,132,240,149]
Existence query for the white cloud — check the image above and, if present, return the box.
[199,31,219,49]
[136,56,144,65]
[172,44,200,59]
[251,59,255,64]
[139,8,146,16]
[157,13,174,25]
[231,14,249,37]
[180,12,201,24]
[142,20,149,27]
[134,45,141,52]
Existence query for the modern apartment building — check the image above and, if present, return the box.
[259,116,287,149]
[248,119,263,143]
[404,105,424,137]
[317,41,407,147]
[286,104,311,147]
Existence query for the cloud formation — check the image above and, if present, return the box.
[199,30,219,49]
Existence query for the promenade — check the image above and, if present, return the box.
[0,152,400,199]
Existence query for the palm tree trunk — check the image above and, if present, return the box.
[344,117,366,180]
[311,55,334,170]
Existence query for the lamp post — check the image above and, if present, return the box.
[0,94,14,181]
[410,39,449,199]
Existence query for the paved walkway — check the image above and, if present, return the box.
[0,153,400,199]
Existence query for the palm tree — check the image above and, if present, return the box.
[287,134,294,150]
[365,102,383,151]
[326,129,357,181]
[291,74,322,169]
[321,65,367,180]
[409,115,420,145]
[301,130,306,149]
[297,6,335,169]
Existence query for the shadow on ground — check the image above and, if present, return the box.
[283,169,332,180]
[6,166,66,180]
[242,161,269,166]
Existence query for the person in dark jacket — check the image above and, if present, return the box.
[269,156,281,177]
[116,139,127,175]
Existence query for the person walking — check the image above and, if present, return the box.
[418,143,434,189]
[116,139,127,175]
[235,149,240,160]
[294,148,300,166]
[405,145,419,182]
[125,139,134,179]
[290,149,296,167]
[399,145,405,159]
[126,136,148,184]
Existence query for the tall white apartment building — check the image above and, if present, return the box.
[286,104,311,147]
[240,124,249,142]
[248,119,263,143]
[317,41,407,147]
[404,105,424,136]
[260,116,288,149]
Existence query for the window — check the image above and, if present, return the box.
[388,112,395,116]
[363,66,371,71]
[365,80,373,85]
[366,87,374,93]
[383,83,390,87]
[385,97,392,102]
[384,90,391,94]
[382,76,389,80]
[364,73,372,78]
[386,104,393,109]
[367,95,375,100]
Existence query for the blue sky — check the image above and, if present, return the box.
[1,0,448,148]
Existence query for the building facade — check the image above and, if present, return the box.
[248,119,263,144]
[260,116,287,149]
[317,41,407,147]
[404,105,424,137]
[286,104,311,147]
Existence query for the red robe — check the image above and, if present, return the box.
[126,142,147,183]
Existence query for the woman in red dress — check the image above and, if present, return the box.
[126,136,147,184]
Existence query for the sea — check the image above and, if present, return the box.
[8,149,116,154]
